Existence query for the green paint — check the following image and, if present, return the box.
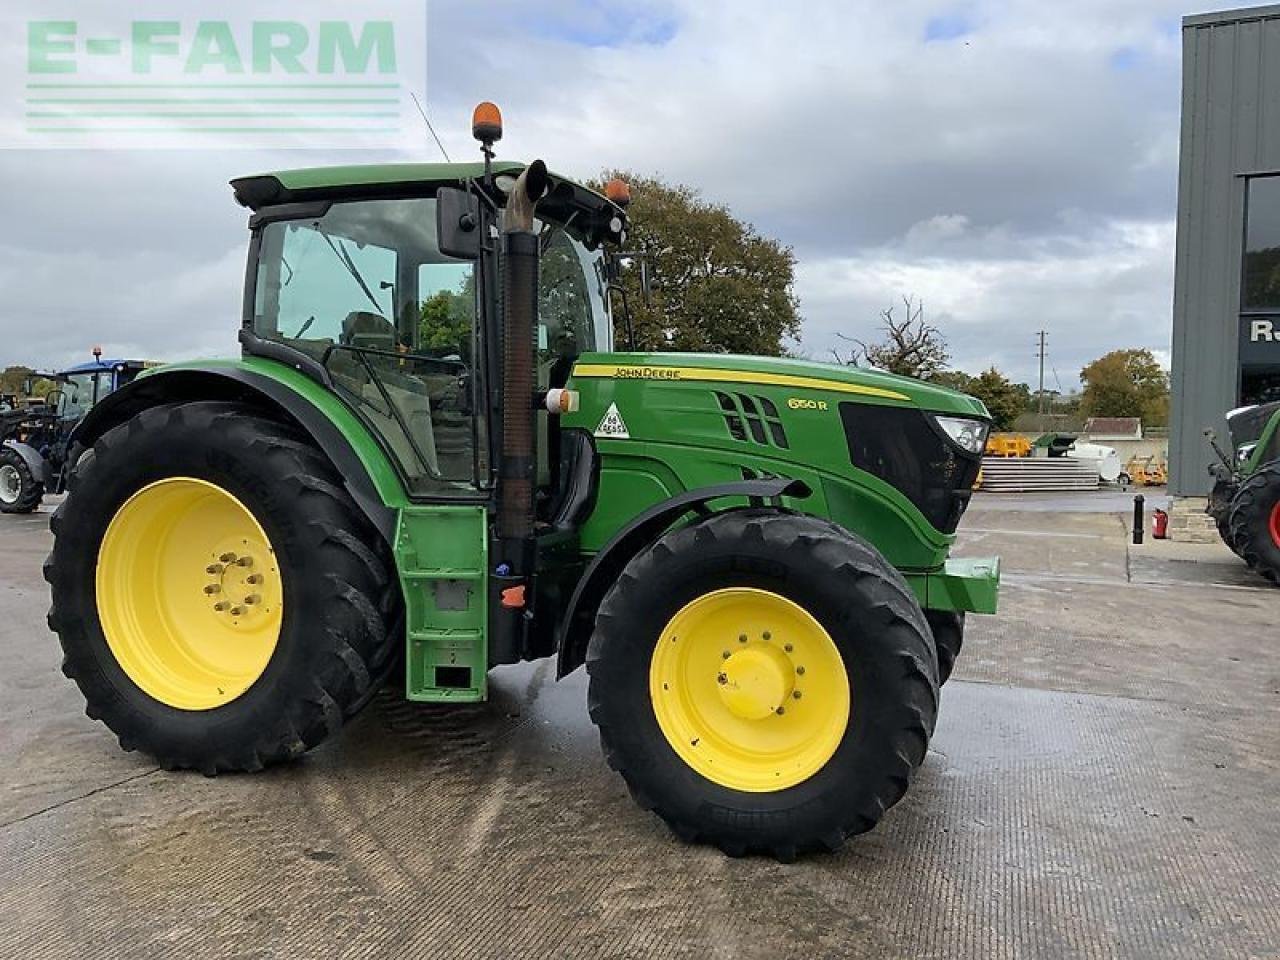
[910,556,1001,615]
[563,352,987,571]
[1243,409,1280,474]
[138,357,408,508]
[398,506,489,703]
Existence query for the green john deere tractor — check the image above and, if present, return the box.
[1207,400,1280,583]
[46,104,999,859]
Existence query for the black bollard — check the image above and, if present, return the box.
[1132,494,1145,545]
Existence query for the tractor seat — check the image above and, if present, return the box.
[341,311,397,353]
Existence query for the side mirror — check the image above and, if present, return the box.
[436,187,481,260]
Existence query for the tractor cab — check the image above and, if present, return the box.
[234,154,621,505]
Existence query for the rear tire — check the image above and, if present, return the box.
[1228,462,1280,585]
[586,509,938,860]
[925,610,965,684]
[45,401,400,773]
[0,446,43,514]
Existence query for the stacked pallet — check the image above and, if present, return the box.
[978,456,1099,493]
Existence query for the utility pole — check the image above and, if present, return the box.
[1035,330,1048,430]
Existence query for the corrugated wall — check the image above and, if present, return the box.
[1171,6,1280,495]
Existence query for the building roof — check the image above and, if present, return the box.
[1082,417,1143,439]
[1184,5,1280,28]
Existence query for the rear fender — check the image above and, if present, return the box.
[70,364,400,544]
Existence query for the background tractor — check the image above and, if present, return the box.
[1,353,149,513]
[1207,401,1280,583]
[46,104,999,859]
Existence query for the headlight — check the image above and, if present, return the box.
[934,415,990,455]
[1237,442,1257,465]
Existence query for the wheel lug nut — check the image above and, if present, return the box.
[203,585,221,595]
[717,672,727,685]
[206,563,224,574]
[763,631,772,641]
[219,553,237,563]
[775,706,785,715]
[722,650,731,659]
[236,557,253,568]
[792,690,802,699]
[247,574,263,585]
[230,607,244,617]
[796,666,805,675]
[738,634,747,644]
[784,643,793,653]
[213,601,229,612]
[245,594,261,605]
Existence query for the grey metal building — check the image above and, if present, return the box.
[1171,4,1280,495]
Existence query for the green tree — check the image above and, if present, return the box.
[592,172,800,355]
[1079,348,1169,425]
[966,368,1031,430]
[932,366,1030,430]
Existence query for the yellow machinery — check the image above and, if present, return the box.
[985,434,1032,458]
[1122,456,1168,486]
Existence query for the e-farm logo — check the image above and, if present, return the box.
[3,2,426,149]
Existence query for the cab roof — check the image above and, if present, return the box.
[230,161,615,214]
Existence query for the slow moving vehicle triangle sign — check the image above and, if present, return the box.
[595,402,630,439]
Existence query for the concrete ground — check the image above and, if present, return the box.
[2,492,1277,959]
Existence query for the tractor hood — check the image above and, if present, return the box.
[571,352,991,419]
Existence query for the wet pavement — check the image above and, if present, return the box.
[2,492,1278,959]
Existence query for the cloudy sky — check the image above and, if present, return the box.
[0,0,1210,389]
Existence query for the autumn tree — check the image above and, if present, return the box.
[1079,348,1169,425]
[839,295,949,380]
[592,172,800,355]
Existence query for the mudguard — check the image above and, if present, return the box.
[69,364,398,544]
[2,440,49,486]
[555,477,811,677]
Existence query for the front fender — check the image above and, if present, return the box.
[555,477,811,678]
[70,359,405,543]
[2,440,48,486]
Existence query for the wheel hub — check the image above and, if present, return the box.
[717,644,795,719]
[649,587,849,792]
[0,464,21,504]
[96,477,283,711]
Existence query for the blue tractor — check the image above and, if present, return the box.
[0,354,150,513]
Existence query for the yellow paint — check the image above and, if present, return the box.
[96,477,283,711]
[573,363,909,401]
[649,588,850,792]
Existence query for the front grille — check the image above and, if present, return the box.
[838,403,981,533]
[715,392,789,449]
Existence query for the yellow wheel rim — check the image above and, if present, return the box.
[649,587,850,792]
[95,477,283,711]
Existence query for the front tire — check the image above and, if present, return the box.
[925,610,965,684]
[0,445,43,514]
[586,509,939,860]
[1228,463,1280,585]
[45,401,400,773]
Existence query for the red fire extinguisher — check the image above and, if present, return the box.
[1152,508,1169,540]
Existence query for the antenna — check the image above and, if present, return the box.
[410,92,451,162]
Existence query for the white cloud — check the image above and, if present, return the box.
[0,0,1192,379]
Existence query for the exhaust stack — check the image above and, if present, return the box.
[495,160,547,547]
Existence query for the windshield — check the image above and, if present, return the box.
[60,372,106,418]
